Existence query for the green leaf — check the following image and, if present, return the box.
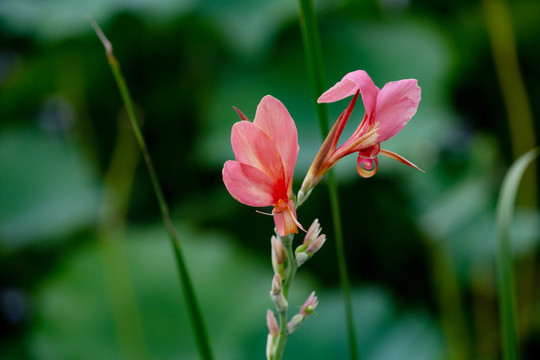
[495,147,539,360]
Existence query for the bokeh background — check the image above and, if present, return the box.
[1,0,540,359]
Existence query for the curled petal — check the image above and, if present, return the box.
[357,155,378,178]
[222,161,275,207]
[374,79,421,142]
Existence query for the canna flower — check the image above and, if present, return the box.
[223,95,302,236]
[299,70,422,205]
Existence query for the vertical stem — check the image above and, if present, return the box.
[90,20,213,360]
[297,2,359,359]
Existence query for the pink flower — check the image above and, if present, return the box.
[222,95,302,236]
[299,70,422,203]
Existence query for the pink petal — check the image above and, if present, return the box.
[318,70,380,117]
[373,79,421,142]
[222,160,276,207]
[231,121,286,193]
[357,153,379,178]
[253,95,299,195]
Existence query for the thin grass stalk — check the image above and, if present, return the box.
[297,2,359,359]
[98,118,149,360]
[90,19,213,360]
[496,148,539,360]
[483,0,538,346]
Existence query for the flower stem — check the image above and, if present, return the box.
[297,1,359,359]
[90,19,214,360]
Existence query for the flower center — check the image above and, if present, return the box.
[273,199,288,214]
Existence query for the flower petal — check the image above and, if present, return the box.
[222,160,276,207]
[379,148,424,172]
[318,70,379,117]
[253,95,299,195]
[356,154,378,178]
[374,79,421,142]
[273,200,300,236]
[231,120,286,193]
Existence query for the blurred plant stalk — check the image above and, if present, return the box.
[483,0,538,356]
[483,0,537,204]
[296,1,359,359]
[90,18,214,360]
[97,115,149,360]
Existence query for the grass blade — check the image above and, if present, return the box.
[496,147,539,360]
[90,18,214,360]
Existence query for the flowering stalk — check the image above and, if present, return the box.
[266,231,320,360]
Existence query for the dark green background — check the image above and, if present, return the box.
[1,0,539,359]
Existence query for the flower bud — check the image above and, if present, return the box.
[304,219,322,245]
[300,291,319,316]
[306,234,326,256]
[287,314,304,334]
[266,309,279,337]
[270,274,288,312]
[295,252,309,267]
[295,219,326,266]
[271,235,286,277]
[287,291,319,334]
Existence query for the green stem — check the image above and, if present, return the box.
[297,1,359,359]
[90,19,213,360]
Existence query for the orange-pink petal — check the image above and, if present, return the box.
[318,70,380,118]
[374,79,421,142]
[222,160,276,207]
[231,121,286,195]
[253,95,299,196]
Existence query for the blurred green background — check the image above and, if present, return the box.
[1,0,540,359]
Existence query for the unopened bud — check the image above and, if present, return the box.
[266,309,279,337]
[298,176,315,206]
[306,234,326,256]
[304,219,322,245]
[270,274,288,312]
[287,314,304,334]
[295,252,309,267]
[271,235,286,277]
[300,291,319,316]
[287,291,319,334]
[295,219,326,266]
